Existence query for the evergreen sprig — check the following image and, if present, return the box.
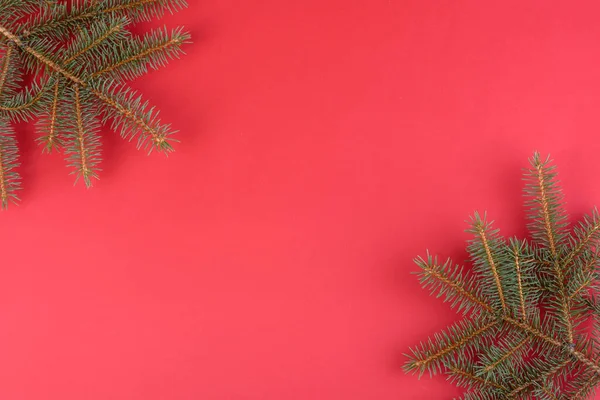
[0,0,190,208]
[405,153,600,399]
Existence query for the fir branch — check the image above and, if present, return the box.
[572,348,600,375]
[72,85,94,186]
[404,317,500,376]
[467,214,512,314]
[0,1,38,24]
[36,78,62,152]
[0,78,49,121]
[534,384,561,400]
[415,253,493,315]
[528,153,574,344]
[447,365,507,392]
[562,209,600,270]
[458,391,499,400]
[0,23,178,150]
[479,335,529,376]
[508,357,571,398]
[0,45,13,97]
[90,81,174,152]
[24,0,188,39]
[568,252,598,301]
[405,153,600,398]
[537,163,560,258]
[512,242,527,321]
[0,90,44,113]
[473,216,508,313]
[63,19,126,65]
[0,24,84,84]
[501,315,561,347]
[89,26,189,81]
[569,372,600,399]
[0,1,189,207]
[0,118,20,209]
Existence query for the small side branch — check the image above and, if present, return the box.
[476,225,507,313]
[513,243,527,320]
[0,45,13,97]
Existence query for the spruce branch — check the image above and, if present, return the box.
[476,332,530,377]
[36,77,63,152]
[22,0,187,41]
[0,0,189,207]
[467,213,509,313]
[510,239,529,321]
[0,118,19,207]
[415,254,493,315]
[0,44,12,95]
[405,153,600,398]
[446,358,508,393]
[405,317,501,376]
[569,371,600,399]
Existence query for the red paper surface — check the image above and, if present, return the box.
[2,1,600,399]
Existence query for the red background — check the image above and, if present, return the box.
[2,1,600,399]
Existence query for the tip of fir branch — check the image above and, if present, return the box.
[529,151,553,170]
[36,135,63,154]
[467,211,495,234]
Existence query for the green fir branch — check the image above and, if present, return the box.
[0,0,189,208]
[405,153,600,398]
[23,1,188,40]
[0,118,20,209]
[467,213,509,314]
[414,253,493,315]
[404,316,501,376]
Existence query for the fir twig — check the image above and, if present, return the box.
[405,152,600,398]
[0,0,190,208]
